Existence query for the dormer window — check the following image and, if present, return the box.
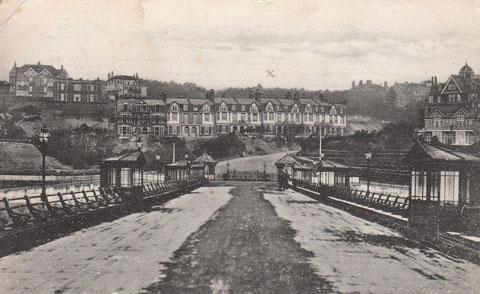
[171,104,178,112]
[292,105,299,113]
[219,103,228,112]
[183,104,188,112]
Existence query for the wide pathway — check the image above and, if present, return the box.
[1,182,480,293]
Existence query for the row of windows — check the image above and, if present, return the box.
[55,93,98,102]
[169,103,342,114]
[57,84,99,92]
[164,111,345,125]
[119,124,345,138]
[425,118,475,129]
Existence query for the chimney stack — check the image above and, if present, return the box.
[206,89,215,103]
[384,81,388,88]
[254,89,261,101]
[161,90,167,103]
[293,92,300,103]
[359,80,363,86]
[352,81,356,88]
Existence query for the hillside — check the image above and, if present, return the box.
[299,122,416,170]
[0,141,72,174]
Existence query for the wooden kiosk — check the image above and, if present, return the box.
[404,139,480,234]
[317,159,350,188]
[100,150,146,188]
[275,154,315,181]
[165,152,217,181]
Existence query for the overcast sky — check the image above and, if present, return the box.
[1,0,480,90]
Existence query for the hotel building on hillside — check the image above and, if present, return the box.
[106,72,147,100]
[9,62,69,98]
[421,63,480,145]
[114,90,347,139]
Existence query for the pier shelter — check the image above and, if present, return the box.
[317,159,350,188]
[404,140,480,206]
[165,152,217,181]
[100,150,146,188]
[192,152,217,180]
[275,154,315,181]
[405,140,480,233]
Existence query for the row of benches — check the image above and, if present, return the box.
[0,178,206,231]
[291,179,410,216]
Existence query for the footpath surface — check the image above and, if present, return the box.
[1,182,480,293]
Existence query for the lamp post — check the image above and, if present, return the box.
[155,154,161,183]
[364,151,372,193]
[185,154,191,179]
[136,137,143,186]
[38,124,51,203]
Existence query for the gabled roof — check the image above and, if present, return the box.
[166,98,190,105]
[260,97,282,106]
[188,98,210,105]
[13,64,66,77]
[214,97,237,105]
[441,75,470,94]
[426,108,446,118]
[275,154,314,170]
[427,105,476,119]
[318,159,348,170]
[101,150,146,166]
[404,140,480,167]
[234,98,257,105]
[193,152,216,164]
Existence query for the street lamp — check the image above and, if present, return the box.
[364,151,372,193]
[136,137,143,186]
[185,154,191,179]
[38,124,51,203]
[136,136,143,150]
[155,154,161,183]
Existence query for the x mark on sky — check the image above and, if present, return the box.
[266,70,275,78]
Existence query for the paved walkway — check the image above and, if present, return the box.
[143,182,330,293]
[1,182,480,293]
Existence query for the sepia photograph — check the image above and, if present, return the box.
[1,0,480,293]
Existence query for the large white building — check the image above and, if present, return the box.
[114,90,347,139]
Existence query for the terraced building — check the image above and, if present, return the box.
[114,90,346,139]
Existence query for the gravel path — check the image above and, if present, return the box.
[143,182,332,293]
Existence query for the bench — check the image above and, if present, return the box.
[24,195,56,223]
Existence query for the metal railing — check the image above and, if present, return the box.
[0,177,207,233]
[290,179,410,217]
